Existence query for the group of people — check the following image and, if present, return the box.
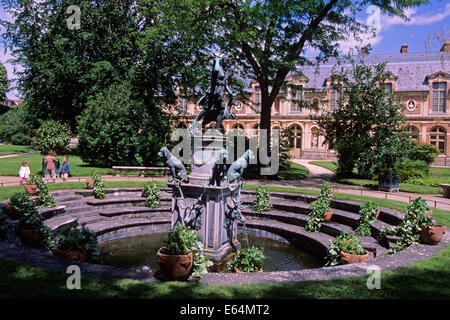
[18,150,71,185]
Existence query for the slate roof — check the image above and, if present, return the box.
[298,51,450,92]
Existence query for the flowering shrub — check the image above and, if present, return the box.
[355,201,379,237]
[252,186,272,212]
[91,171,105,199]
[144,183,160,208]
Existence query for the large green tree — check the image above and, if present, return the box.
[0,62,8,113]
[150,0,429,152]
[0,0,202,130]
[315,58,409,178]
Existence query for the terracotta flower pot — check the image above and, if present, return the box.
[4,203,20,220]
[141,187,146,198]
[234,267,263,273]
[425,210,433,217]
[323,211,333,222]
[375,210,381,220]
[340,250,369,265]
[86,179,94,189]
[420,225,446,245]
[156,247,193,281]
[18,229,43,248]
[53,248,88,262]
[24,184,38,196]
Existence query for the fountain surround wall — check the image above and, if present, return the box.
[169,134,240,263]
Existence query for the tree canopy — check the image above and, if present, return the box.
[0,61,8,112]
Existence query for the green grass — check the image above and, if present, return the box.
[0,153,115,177]
[0,144,34,156]
[309,161,338,173]
[1,183,449,299]
[310,161,447,195]
[276,162,309,180]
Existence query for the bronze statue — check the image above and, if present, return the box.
[157,146,188,183]
[190,53,236,135]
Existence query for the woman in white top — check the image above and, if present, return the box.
[19,160,30,185]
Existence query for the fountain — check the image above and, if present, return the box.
[158,53,249,263]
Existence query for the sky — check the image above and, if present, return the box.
[0,0,449,100]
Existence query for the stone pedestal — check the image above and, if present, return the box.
[169,134,240,263]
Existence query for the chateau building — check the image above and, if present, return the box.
[175,43,450,165]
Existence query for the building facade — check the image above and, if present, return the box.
[175,43,450,164]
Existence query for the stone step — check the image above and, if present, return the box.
[98,206,171,217]
[241,209,354,238]
[78,211,170,226]
[358,236,389,258]
[44,215,78,233]
[86,216,171,235]
[38,205,66,220]
[52,194,84,203]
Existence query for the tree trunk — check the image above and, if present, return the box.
[259,95,273,159]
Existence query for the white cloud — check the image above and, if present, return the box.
[382,4,450,29]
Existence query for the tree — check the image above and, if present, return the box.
[32,120,72,155]
[315,58,409,178]
[151,0,430,152]
[0,62,8,113]
[0,0,200,130]
[0,101,35,145]
[77,82,174,167]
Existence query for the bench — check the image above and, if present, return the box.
[112,166,169,177]
[440,184,450,198]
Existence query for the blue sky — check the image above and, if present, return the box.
[1,0,449,99]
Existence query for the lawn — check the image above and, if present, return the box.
[0,182,449,299]
[244,161,309,181]
[0,144,34,156]
[310,161,449,195]
[0,153,115,177]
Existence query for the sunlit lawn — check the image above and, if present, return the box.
[0,144,34,156]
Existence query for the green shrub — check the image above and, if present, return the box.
[408,141,439,165]
[355,201,379,237]
[55,224,100,262]
[395,159,428,182]
[383,197,430,253]
[77,82,173,167]
[406,176,445,187]
[32,120,72,155]
[325,230,365,266]
[305,182,333,233]
[9,192,36,216]
[0,211,10,240]
[91,171,105,200]
[0,102,35,145]
[144,183,160,208]
[228,246,265,273]
[252,186,272,212]
[30,175,55,208]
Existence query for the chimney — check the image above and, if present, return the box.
[361,46,369,56]
[441,41,450,52]
[400,43,408,54]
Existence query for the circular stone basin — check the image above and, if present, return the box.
[99,234,321,272]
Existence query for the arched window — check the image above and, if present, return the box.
[288,124,302,157]
[408,126,419,141]
[232,123,244,131]
[430,126,446,154]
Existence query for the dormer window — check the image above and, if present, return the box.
[432,82,446,112]
[330,84,342,111]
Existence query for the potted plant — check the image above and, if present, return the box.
[156,224,196,281]
[355,201,379,237]
[24,176,39,196]
[252,186,272,212]
[319,181,333,221]
[228,246,265,273]
[143,183,161,208]
[17,207,54,249]
[325,230,368,266]
[33,175,55,208]
[5,192,36,220]
[53,224,100,262]
[420,217,446,245]
[91,171,105,199]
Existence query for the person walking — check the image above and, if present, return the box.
[44,150,57,179]
[60,157,71,181]
[18,160,30,185]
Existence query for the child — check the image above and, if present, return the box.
[60,157,71,181]
[18,160,30,185]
